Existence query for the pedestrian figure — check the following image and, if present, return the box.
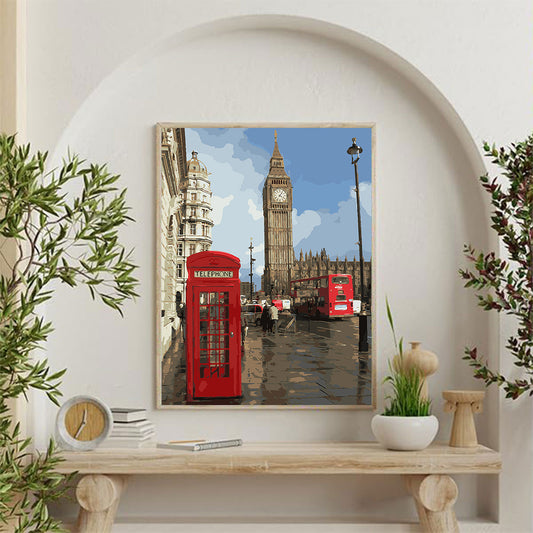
[177,302,186,342]
[269,303,279,335]
[241,310,248,345]
[265,301,274,334]
[260,304,270,336]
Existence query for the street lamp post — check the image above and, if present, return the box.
[249,238,255,302]
[347,137,369,353]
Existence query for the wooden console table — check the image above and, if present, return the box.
[56,442,501,533]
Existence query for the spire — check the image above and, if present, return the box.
[268,130,288,177]
[272,130,281,157]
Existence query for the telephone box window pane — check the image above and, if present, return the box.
[199,306,208,319]
[200,292,208,305]
[200,351,208,365]
[209,292,217,304]
[200,321,208,334]
[220,306,229,319]
[223,364,230,378]
[200,336,208,350]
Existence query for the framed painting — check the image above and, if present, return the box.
[156,124,375,408]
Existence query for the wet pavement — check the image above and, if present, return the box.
[161,314,372,406]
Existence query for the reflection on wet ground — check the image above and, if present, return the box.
[161,315,372,406]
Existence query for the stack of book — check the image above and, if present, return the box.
[105,408,155,448]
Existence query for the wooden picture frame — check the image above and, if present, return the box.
[156,123,376,409]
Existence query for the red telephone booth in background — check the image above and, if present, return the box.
[186,251,241,401]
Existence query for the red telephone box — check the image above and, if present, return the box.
[186,251,241,401]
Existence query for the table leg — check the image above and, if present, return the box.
[405,474,459,533]
[75,474,128,533]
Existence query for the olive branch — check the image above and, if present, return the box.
[0,133,139,532]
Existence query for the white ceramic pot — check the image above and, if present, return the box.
[371,414,439,451]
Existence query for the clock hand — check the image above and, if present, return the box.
[74,420,86,439]
[82,407,87,424]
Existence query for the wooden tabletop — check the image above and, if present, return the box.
[55,442,501,475]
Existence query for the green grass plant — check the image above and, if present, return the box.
[383,365,432,416]
[383,298,432,417]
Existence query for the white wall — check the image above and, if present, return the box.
[26,1,533,530]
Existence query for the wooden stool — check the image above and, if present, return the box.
[442,390,485,447]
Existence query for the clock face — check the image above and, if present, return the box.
[56,396,112,450]
[65,401,106,441]
[273,188,287,202]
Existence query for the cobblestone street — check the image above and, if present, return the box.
[162,314,372,406]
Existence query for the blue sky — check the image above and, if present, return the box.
[186,127,372,285]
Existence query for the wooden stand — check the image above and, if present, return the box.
[443,390,485,447]
[405,474,459,533]
[75,474,128,533]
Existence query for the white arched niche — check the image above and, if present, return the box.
[42,16,498,527]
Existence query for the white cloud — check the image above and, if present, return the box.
[212,194,234,225]
[185,129,266,280]
[358,182,372,217]
[292,209,321,246]
[296,191,372,260]
[247,242,264,255]
[247,199,263,221]
[351,182,372,218]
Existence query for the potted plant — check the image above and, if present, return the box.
[461,134,533,399]
[0,134,138,532]
[371,300,438,450]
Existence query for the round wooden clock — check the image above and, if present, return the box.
[56,395,113,451]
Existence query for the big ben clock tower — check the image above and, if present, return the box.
[263,130,294,296]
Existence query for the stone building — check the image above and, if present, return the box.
[174,150,214,303]
[262,131,294,296]
[292,248,371,303]
[160,126,187,356]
